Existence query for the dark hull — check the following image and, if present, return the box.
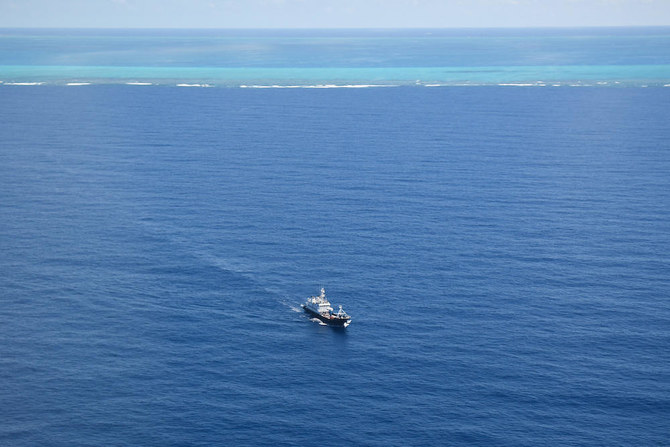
[302,305,351,327]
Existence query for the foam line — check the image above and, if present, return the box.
[4,82,44,86]
[177,83,212,87]
[240,84,396,89]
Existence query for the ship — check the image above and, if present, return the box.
[301,288,351,327]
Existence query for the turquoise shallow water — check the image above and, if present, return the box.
[1,64,670,86]
[1,27,669,86]
[2,27,670,446]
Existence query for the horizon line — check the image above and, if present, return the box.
[1,25,670,30]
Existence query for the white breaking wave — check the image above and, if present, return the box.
[240,84,396,89]
[126,82,153,86]
[4,82,44,86]
[66,82,91,86]
[177,83,212,87]
[240,84,291,89]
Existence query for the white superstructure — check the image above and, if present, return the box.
[304,288,333,316]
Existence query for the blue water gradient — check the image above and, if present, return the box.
[1,86,669,445]
[1,27,669,86]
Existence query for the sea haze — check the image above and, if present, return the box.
[1,27,670,86]
[1,85,669,446]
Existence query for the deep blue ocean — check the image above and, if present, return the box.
[1,29,670,446]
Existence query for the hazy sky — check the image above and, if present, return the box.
[1,0,669,28]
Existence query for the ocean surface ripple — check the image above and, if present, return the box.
[1,86,669,446]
